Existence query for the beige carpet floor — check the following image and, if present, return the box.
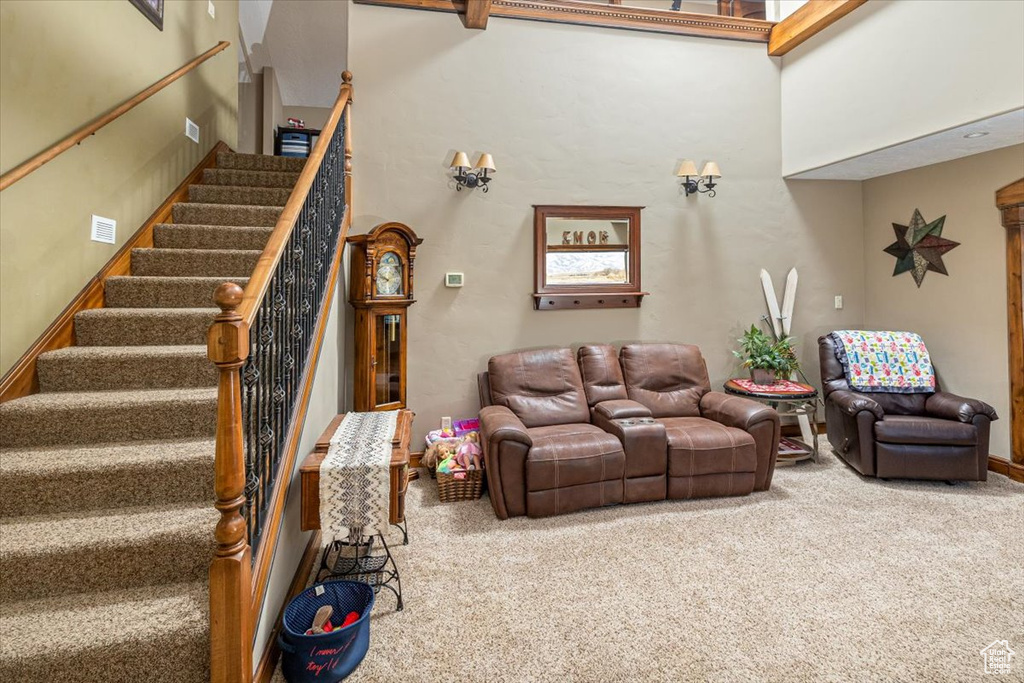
[276,452,1023,682]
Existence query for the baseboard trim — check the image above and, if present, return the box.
[253,530,323,683]
[988,455,1024,483]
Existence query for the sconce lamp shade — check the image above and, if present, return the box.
[699,161,722,178]
[449,151,471,170]
[473,153,496,172]
[676,160,699,177]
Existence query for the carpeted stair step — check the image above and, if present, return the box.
[105,275,247,308]
[203,167,300,188]
[36,345,215,392]
[131,247,261,277]
[0,502,216,603]
[75,307,217,346]
[172,202,281,227]
[0,438,215,517]
[217,151,307,173]
[188,184,292,206]
[0,582,208,683]
[0,387,216,448]
[154,223,274,251]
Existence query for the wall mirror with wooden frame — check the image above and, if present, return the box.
[533,205,647,310]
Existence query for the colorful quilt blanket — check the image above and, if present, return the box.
[830,330,935,393]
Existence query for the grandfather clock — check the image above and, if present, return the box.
[348,222,423,412]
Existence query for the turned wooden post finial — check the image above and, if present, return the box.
[209,282,248,365]
[342,70,353,85]
[214,282,244,313]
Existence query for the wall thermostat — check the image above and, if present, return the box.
[445,272,464,288]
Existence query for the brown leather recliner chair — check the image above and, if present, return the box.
[613,343,780,498]
[478,348,625,519]
[818,335,997,481]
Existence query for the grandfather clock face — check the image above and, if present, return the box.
[375,251,403,297]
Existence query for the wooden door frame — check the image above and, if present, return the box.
[993,178,1024,482]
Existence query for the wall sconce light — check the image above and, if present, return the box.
[450,152,496,192]
[677,160,721,198]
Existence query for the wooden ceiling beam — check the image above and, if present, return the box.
[355,0,773,43]
[462,0,492,29]
[768,0,867,56]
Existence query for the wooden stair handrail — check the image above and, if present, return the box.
[0,41,230,191]
[238,72,353,326]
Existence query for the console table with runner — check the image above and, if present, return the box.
[300,409,413,609]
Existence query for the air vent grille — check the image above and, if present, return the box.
[90,215,116,244]
[185,118,200,143]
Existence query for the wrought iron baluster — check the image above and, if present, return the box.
[238,116,347,563]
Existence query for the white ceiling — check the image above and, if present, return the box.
[787,108,1024,181]
[238,0,348,108]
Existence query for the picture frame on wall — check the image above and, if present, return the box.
[129,0,164,31]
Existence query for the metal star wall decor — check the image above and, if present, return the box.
[884,209,960,287]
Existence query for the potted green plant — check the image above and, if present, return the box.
[734,324,799,385]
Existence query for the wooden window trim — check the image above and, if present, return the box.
[534,205,647,310]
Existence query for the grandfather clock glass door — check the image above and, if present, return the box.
[372,310,405,410]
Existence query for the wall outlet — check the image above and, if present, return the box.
[208,1,215,18]
[445,272,464,288]
[90,215,116,244]
[834,295,844,310]
[185,117,200,143]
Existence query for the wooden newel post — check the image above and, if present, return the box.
[208,282,254,683]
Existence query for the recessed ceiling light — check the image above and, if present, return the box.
[963,131,989,139]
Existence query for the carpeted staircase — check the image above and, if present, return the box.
[0,152,305,683]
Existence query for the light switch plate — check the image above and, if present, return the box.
[445,272,464,288]
[834,295,844,310]
[185,117,199,143]
[90,215,116,244]
[208,1,215,18]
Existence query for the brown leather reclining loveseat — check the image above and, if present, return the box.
[478,343,781,519]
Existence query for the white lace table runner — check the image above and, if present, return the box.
[319,410,399,542]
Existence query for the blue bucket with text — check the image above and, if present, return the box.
[278,581,375,682]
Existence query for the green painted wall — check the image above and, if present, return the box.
[0,0,239,374]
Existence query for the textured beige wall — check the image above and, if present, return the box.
[0,0,238,374]
[781,0,1024,176]
[863,145,1024,459]
[238,73,264,154]
[252,282,345,670]
[348,4,866,445]
[281,105,332,131]
[261,65,283,154]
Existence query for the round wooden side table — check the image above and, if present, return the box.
[723,378,819,464]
